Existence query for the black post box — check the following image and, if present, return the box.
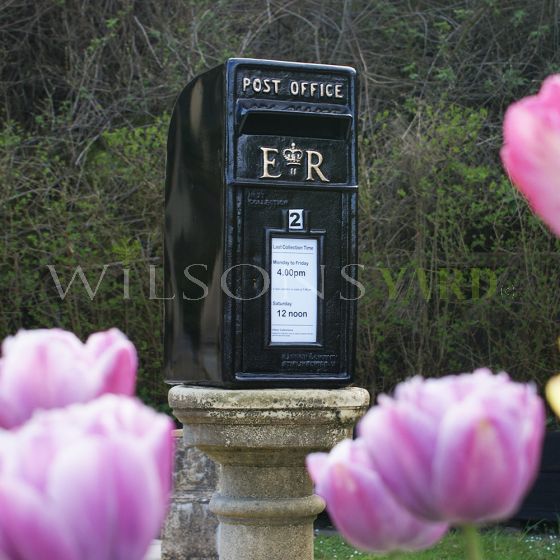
[164,58,358,388]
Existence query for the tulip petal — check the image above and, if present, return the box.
[517,386,546,492]
[86,329,137,396]
[433,401,523,523]
[0,480,78,560]
[501,74,560,237]
[0,329,91,426]
[48,437,163,560]
[305,452,329,486]
[358,404,439,519]
[67,395,175,503]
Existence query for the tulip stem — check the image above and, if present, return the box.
[462,524,483,560]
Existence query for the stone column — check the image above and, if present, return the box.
[161,429,219,560]
[169,386,370,560]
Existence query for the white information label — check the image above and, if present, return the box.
[270,237,318,344]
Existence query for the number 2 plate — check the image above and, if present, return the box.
[288,209,304,230]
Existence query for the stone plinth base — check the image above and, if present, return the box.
[169,386,370,560]
[161,429,219,560]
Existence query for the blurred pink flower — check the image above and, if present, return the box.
[358,369,545,524]
[0,328,137,428]
[501,74,560,237]
[306,439,448,553]
[0,394,174,560]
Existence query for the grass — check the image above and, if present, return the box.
[314,529,559,560]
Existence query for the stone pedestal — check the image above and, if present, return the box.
[161,429,219,560]
[169,386,370,560]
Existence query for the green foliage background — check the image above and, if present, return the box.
[1,0,559,408]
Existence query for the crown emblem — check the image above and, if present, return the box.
[282,142,303,175]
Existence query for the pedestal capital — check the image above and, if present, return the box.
[169,386,370,462]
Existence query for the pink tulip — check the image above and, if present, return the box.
[501,74,560,237]
[0,394,174,560]
[358,369,545,524]
[306,439,448,552]
[0,328,137,428]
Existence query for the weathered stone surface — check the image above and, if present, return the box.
[161,429,219,560]
[169,387,370,560]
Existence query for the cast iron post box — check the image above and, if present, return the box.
[164,58,358,388]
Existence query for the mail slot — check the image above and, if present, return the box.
[164,58,358,388]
